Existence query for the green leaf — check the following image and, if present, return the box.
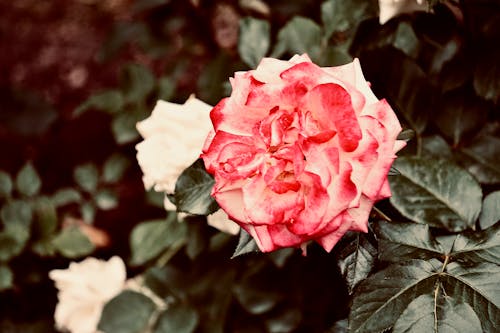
[376,221,444,263]
[397,128,415,142]
[51,188,82,207]
[74,164,99,193]
[421,135,453,159]
[373,52,430,135]
[232,229,259,258]
[174,159,219,215]
[121,64,155,103]
[143,266,190,300]
[0,171,12,198]
[146,189,165,208]
[98,290,156,333]
[456,124,500,184]
[233,282,279,315]
[321,0,376,39]
[434,90,488,147]
[129,217,186,266]
[154,302,199,333]
[337,233,377,294]
[102,153,130,184]
[74,90,124,116]
[321,44,352,66]
[15,162,42,197]
[388,166,400,176]
[392,22,419,59]
[32,197,58,239]
[1,200,33,228]
[264,308,302,333]
[449,222,500,265]
[349,259,441,333]
[31,239,56,257]
[329,318,348,333]
[80,201,96,223]
[267,248,295,268]
[52,226,95,258]
[111,112,143,145]
[95,189,119,210]
[0,265,13,291]
[0,225,30,261]
[238,17,270,68]
[479,191,500,229]
[393,293,482,333]
[473,50,500,103]
[185,219,209,260]
[389,157,482,231]
[157,76,176,101]
[97,22,148,62]
[272,16,322,62]
[441,262,500,332]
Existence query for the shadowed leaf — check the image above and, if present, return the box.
[349,259,441,333]
[238,17,270,68]
[337,233,377,294]
[376,221,444,263]
[393,292,482,333]
[174,159,219,215]
[389,157,482,231]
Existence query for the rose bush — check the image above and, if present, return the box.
[202,54,406,252]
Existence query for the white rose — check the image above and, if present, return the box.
[136,95,240,234]
[136,96,213,199]
[49,256,126,333]
[379,0,428,24]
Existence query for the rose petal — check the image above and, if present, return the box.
[308,83,363,152]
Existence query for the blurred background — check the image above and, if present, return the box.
[0,0,498,332]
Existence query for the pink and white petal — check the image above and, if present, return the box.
[289,172,330,235]
[308,83,362,152]
[242,177,303,225]
[346,130,379,201]
[213,188,248,225]
[244,224,276,252]
[394,139,407,154]
[377,179,392,200]
[268,224,306,249]
[288,54,313,64]
[324,162,358,222]
[280,62,326,90]
[346,195,373,233]
[210,98,267,136]
[316,213,353,252]
[361,99,402,140]
[253,57,296,83]
[202,131,255,173]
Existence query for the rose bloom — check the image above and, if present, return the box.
[49,256,126,333]
[202,54,405,253]
[136,95,239,235]
[379,0,428,24]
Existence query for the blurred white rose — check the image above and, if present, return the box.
[136,95,240,235]
[49,256,126,333]
[136,96,213,201]
[379,0,428,24]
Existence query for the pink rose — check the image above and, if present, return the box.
[202,54,405,253]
